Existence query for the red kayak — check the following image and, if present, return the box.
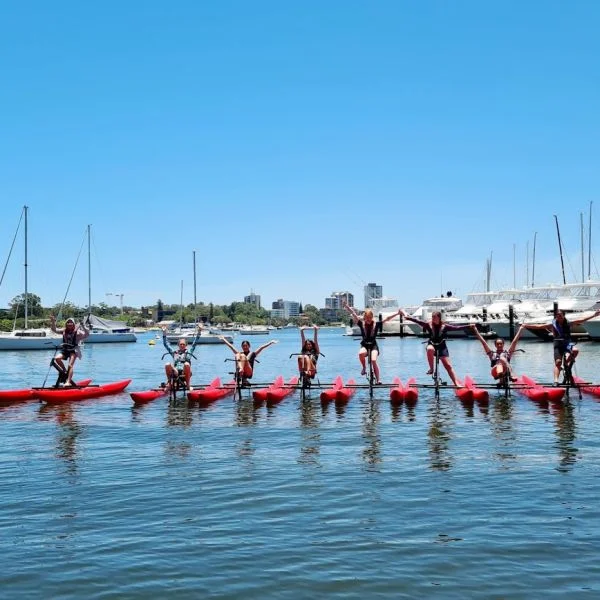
[252,375,285,403]
[336,378,356,404]
[188,378,236,404]
[390,377,418,405]
[464,375,489,404]
[515,375,565,403]
[36,379,132,405]
[130,387,168,405]
[266,376,299,405]
[320,376,344,403]
[0,379,92,404]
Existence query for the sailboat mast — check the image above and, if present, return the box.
[554,215,567,285]
[532,232,537,287]
[588,201,593,280]
[88,224,92,314]
[581,212,585,283]
[193,250,197,324]
[24,205,28,329]
[180,280,184,326]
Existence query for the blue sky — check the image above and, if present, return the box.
[1,1,599,311]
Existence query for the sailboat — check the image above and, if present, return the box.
[164,252,233,345]
[84,225,137,343]
[0,206,61,350]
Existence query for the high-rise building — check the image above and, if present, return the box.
[324,291,353,310]
[271,299,300,319]
[244,292,261,309]
[364,283,382,308]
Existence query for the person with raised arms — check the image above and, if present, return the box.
[298,325,320,379]
[471,323,526,383]
[523,309,600,385]
[343,302,400,385]
[399,309,471,387]
[219,336,278,386]
[49,315,91,386]
[161,325,202,390]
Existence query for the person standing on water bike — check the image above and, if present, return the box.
[523,309,600,385]
[399,309,471,387]
[162,325,201,390]
[49,315,91,386]
[219,336,278,386]
[343,302,399,384]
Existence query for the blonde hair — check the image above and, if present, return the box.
[364,309,374,319]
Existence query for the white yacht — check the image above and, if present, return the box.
[403,293,464,337]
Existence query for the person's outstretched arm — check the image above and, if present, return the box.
[255,339,278,357]
[313,326,320,354]
[470,324,491,355]
[219,335,238,354]
[507,324,526,356]
[571,308,600,326]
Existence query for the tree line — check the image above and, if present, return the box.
[0,293,347,331]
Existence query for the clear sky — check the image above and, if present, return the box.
[1,1,599,312]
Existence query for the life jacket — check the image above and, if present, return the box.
[489,349,509,367]
[173,348,193,367]
[359,320,380,348]
[62,327,78,348]
[552,318,571,343]
[427,323,446,345]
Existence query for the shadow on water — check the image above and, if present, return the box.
[361,398,382,471]
[38,403,83,477]
[427,397,453,471]
[298,398,321,467]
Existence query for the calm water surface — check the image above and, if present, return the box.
[2,328,600,598]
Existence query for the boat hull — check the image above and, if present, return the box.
[389,377,418,405]
[320,376,344,403]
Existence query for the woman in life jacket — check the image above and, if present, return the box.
[49,315,91,386]
[298,325,320,379]
[524,309,600,385]
[400,309,471,387]
[343,303,400,384]
[471,323,526,382]
[161,325,202,390]
[219,336,278,386]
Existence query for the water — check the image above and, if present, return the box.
[2,328,600,598]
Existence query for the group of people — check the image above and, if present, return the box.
[47,304,600,391]
[342,303,600,388]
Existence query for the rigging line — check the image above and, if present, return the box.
[56,229,87,320]
[0,206,25,289]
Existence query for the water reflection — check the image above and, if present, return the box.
[235,398,260,427]
[361,398,381,471]
[551,400,578,472]
[165,399,193,428]
[38,404,83,477]
[298,399,321,467]
[427,398,453,471]
[489,397,516,465]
